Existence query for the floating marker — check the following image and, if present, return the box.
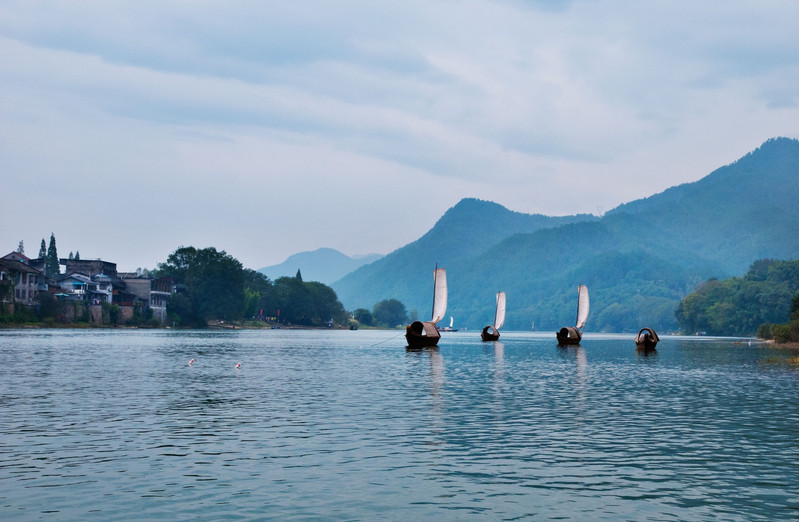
[188,359,194,365]
[235,363,241,369]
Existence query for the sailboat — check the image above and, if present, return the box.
[405,266,447,348]
[481,291,506,341]
[440,316,458,332]
[556,284,589,346]
[635,327,659,351]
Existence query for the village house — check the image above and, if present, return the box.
[0,253,46,308]
[2,251,174,324]
[119,273,175,324]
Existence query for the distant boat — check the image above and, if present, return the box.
[440,316,459,332]
[557,285,589,346]
[481,291,506,341]
[635,327,659,351]
[405,266,447,348]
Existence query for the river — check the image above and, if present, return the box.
[1,329,797,520]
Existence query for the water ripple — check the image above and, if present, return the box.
[1,330,797,519]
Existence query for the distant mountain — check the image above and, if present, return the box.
[258,248,382,285]
[334,138,799,333]
[332,198,597,313]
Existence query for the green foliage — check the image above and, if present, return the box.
[335,139,799,332]
[757,290,799,343]
[166,292,196,327]
[46,233,59,278]
[676,259,799,336]
[269,276,347,326]
[38,239,46,259]
[36,293,63,321]
[155,248,346,327]
[353,308,373,326]
[158,246,246,324]
[373,299,408,327]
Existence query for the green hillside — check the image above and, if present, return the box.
[332,198,596,318]
[334,138,799,333]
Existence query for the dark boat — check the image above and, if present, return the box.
[635,327,659,351]
[557,285,589,346]
[405,266,447,349]
[556,326,582,345]
[481,291,506,342]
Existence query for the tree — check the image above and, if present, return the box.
[17,240,24,254]
[69,252,74,260]
[373,299,408,327]
[157,246,246,324]
[74,251,80,260]
[38,239,46,259]
[166,293,194,327]
[353,308,374,326]
[46,233,59,279]
[677,259,799,336]
[295,269,303,282]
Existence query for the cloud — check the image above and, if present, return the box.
[1,0,798,269]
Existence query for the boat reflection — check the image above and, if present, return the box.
[405,347,446,445]
[493,341,505,390]
[636,346,658,357]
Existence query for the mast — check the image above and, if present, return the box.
[431,263,437,322]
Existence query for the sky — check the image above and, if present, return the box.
[2,1,798,272]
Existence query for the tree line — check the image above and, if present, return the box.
[158,246,415,329]
[675,259,799,338]
[156,246,351,328]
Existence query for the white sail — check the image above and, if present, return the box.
[431,268,448,324]
[449,316,454,328]
[494,291,506,330]
[575,284,589,329]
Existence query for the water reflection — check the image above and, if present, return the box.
[636,346,658,357]
[3,330,799,520]
[405,347,446,445]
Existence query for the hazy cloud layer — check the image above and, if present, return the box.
[2,1,798,270]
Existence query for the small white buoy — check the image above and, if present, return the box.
[235,363,241,369]
[189,359,194,365]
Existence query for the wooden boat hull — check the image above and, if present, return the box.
[481,325,500,342]
[557,326,582,346]
[406,321,441,348]
[635,327,659,350]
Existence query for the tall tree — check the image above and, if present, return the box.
[38,239,46,259]
[373,299,408,327]
[74,251,80,260]
[158,246,246,324]
[46,233,59,278]
[17,240,24,254]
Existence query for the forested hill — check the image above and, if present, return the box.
[332,198,596,318]
[605,137,799,275]
[333,137,799,333]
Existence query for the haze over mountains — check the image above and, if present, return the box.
[258,248,382,285]
[330,137,799,333]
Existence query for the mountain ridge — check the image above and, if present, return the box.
[258,248,382,285]
[332,137,799,332]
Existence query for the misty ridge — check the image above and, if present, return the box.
[311,137,799,333]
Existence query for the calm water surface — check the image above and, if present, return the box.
[1,329,798,520]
